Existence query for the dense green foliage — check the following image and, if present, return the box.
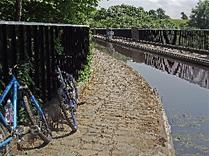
[1,0,208,29]
[189,0,209,28]
[78,43,93,83]
[0,0,99,24]
[90,4,188,28]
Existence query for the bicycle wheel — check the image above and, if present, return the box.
[64,73,78,106]
[0,122,9,155]
[23,95,52,144]
[58,88,78,132]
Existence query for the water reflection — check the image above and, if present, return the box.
[145,54,209,89]
[95,39,209,90]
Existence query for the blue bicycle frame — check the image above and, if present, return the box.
[0,75,46,148]
[0,75,19,147]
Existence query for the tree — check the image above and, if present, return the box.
[181,12,188,20]
[0,0,100,24]
[94,8,107,20]
[0,0,15,20]
[149,10,157,18]
[156,8,170,19]
[15,0,22,21]
[90,5,188,28]
[189,0,209,28]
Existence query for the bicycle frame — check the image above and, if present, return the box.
[0,75,19,147]
[0,76,19,129]
[57,66,65,87]
[56,66,78,96]
[0,75,46,148]
[56,65,78,130]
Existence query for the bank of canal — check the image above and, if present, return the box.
[95,39,209,156]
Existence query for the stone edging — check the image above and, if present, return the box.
[154,91,175,156]
[122,62,176,156]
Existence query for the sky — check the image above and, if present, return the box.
[98,0,199,19]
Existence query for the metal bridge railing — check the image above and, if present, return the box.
[93,28,209,51]
[0,21,89,101]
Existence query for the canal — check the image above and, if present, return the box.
[94,39,209,156]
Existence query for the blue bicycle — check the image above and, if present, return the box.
[0,65,52,154]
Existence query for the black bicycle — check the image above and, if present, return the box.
[55,65,78,132]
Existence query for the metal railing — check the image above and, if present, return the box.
[0,21,89,101]
[93,28,209,51]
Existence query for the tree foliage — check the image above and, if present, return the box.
[156,8,170,19]
[0,1,192,28]
[15,0,22,21]
[90,5,188,28]
[189,0,209,28]
[0,0,99,24]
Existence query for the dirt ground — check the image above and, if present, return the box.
[15,49,175,156]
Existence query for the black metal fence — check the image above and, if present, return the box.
[0,21,89,101]
[93,28,209,51]
[134,28,209,50]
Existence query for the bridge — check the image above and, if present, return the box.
[93,28,209,67]
[0,22,208,155]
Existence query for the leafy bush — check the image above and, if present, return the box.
[54,37,64,56]
[16,62,35,87]
[78,44,93,83]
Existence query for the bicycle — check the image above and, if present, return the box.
[0,65,52,155]
[55,64,78,132]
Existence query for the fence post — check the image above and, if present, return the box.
[33,25,40,94]
[1,25,9,81]
[10,25,17,66]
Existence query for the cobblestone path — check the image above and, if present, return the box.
[23,49,174,156]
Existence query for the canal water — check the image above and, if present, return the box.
[94,39,209,156]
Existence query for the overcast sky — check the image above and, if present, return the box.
[98,0,199,19]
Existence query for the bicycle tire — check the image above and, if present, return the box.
[58,88,78,132]
[0,122,10,155]
[65,73,78,104]
[23,95,52,144]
